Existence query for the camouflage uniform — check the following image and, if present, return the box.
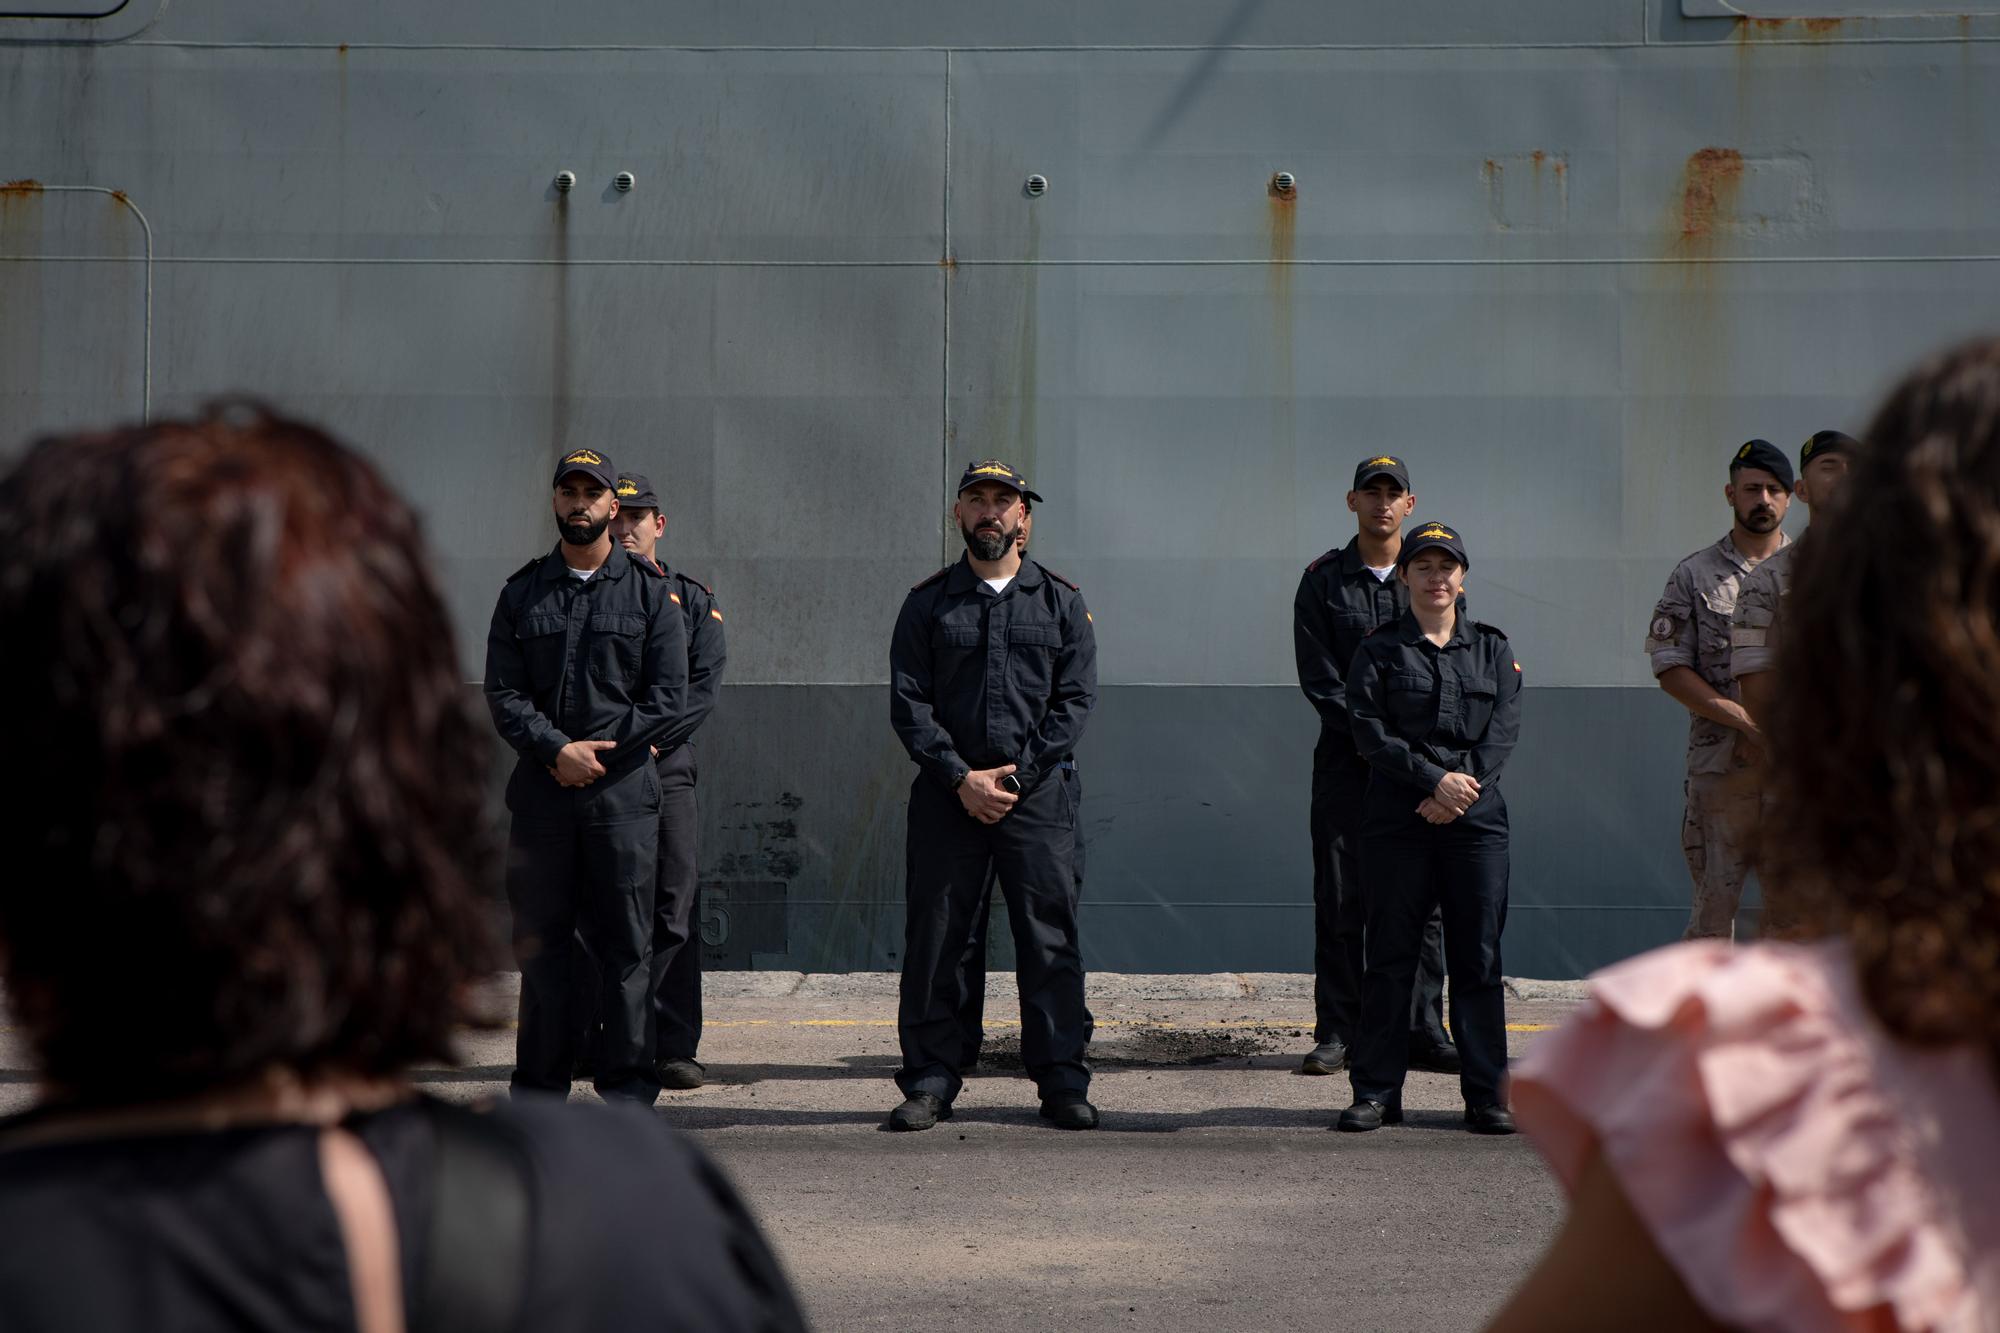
[1728,541,1803,935]
[1645,533,1789,940]
[1728,542,1794,680]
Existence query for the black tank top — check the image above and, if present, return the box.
[0,1095,806,1332]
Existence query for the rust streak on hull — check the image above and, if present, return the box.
[1676,147,1745,245]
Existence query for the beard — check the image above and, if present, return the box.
[1740,506,1780,533]
[960,517,1021,562]
[558,511,610,546]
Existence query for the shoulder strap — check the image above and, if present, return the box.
[503,558,538,584]
[910,566,950,591]
[409,1101,532,1333]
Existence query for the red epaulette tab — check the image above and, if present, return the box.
[1039,565,1080,592]
[629,550,665,577]
[911,566,950,591]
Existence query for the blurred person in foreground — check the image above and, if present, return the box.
[0,408,805,1332]
[1489,341,2000,1331]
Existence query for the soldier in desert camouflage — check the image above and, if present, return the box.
[1644,439,1793,941]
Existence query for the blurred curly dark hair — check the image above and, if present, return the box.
[0,405,499,1104]
[1771,338,2000,1061]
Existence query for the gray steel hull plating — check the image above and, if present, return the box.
[6,2,1993,975]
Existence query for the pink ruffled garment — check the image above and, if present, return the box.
[1511,940,2000,1333]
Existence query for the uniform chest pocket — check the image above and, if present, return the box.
[1007,623,1063,650]
[1458,675,1498,738]
[1386,669,1433,694]
[1697,582,1741,666]
[1384,668,1437,733]
[515,613,568,690]
[1007,621,1063,691]
[586,611,648,682]
[931,622,983,676]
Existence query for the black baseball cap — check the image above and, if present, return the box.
[1353,454,1411,491]
[1397,521,1469,570]
[553,447,617,490]
[614,473,660,509]
[1799,430,1859,469]
[1729,439,1794,491]
[957,459,1043,504]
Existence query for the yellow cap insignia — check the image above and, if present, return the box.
[970,462,1013,477]
[616,481,638,496]
[1415,524,1453,540]
[1365,456,1398,467]
[1737,443,1753,460]
[562,449,604,466]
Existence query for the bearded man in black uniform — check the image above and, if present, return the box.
[887,460,1099,1132]
[485,448,688,1106]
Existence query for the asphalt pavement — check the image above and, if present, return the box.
[0,973,1584,1332]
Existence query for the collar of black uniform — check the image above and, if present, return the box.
[1395,607,1472,648]
[539,543,631,583]
[1335,535,1403,577]
[944,553,1044,595]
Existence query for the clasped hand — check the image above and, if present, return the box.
[548,738,617,788]
[958,765,1020,825]
[1418,771,1481,825]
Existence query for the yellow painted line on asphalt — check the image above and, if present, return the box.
[0,1019,1554,1044]
[698,1018,1557,1033]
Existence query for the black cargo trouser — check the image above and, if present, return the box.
[651,744,703,1063]
[899,768,1092,1104]
[1311,753,1448,1051]
[505,758,661,1103]
[954,773,1087,1064]
[1348,790,1511,1110]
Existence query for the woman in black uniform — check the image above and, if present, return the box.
[1337,522,1523,1135]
